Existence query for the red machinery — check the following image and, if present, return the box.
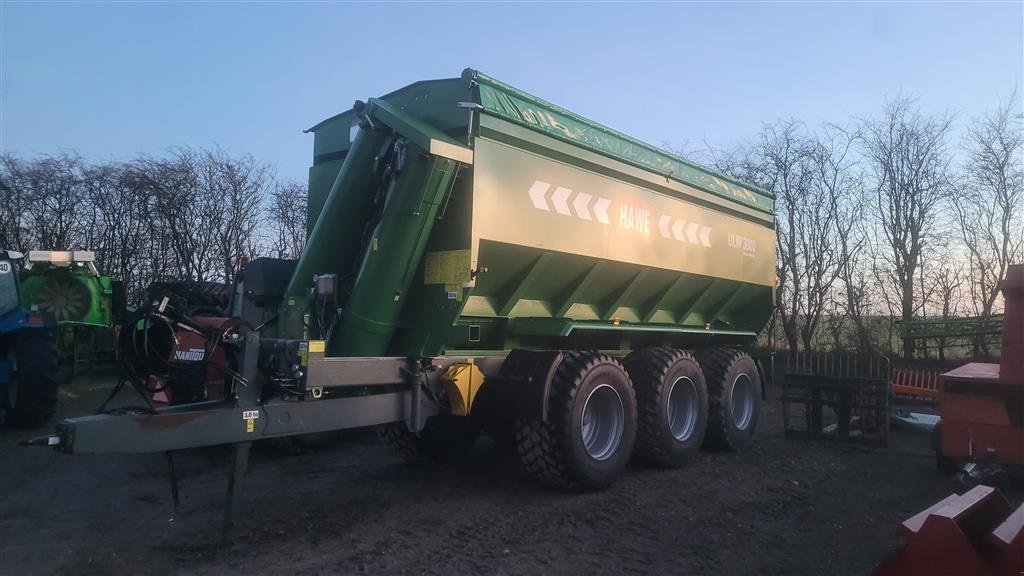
[874,265,1024,576]
[873,485,1023,576]
[150,315,235,405]
[935,264,1024,474]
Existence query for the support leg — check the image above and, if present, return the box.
[222,441,252,544]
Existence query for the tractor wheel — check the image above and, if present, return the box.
[7,328,60,428]
[695,348,761,451]
[378,414,480,463]
[624,347,708,467]
[515,352,637,490]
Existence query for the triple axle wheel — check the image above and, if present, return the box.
[378,347,762,491]
[514,347,762,490]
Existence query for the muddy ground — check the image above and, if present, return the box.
[0,374,1002,576]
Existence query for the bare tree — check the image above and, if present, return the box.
[0,154,32,252]
[860,96,954,359]
[204,149,269,281]
[83,162,153,301]
[952,92,1024,323]
[741,121,850,353]
[928,261,966,361]
[14,153,87,250]
[268,180,308,259]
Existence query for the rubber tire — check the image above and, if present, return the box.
[147,281,231,313]
[515,352,637,490]
[378,415,480,463]
[624,347,709,467]
[695,348,761,451]
[8,328,60,428]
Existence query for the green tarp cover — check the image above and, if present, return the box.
[468,69,774,214]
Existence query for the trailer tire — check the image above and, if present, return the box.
[515,352,637,490]
[7,328,60,428]
[378,415,480,464]
[624,347,708,467]
[695,348,761,451]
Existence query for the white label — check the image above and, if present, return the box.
[173,347,205,362]
[0,261,10,274]
[242,410,259,420]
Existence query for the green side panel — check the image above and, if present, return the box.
[466,69,773,215]
[389,172,475,358]
[19,268,113,328]
[462,240,772,336]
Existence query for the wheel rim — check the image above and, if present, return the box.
[667,376,699,441]
[731,374,754,430]
[581,383,624,461]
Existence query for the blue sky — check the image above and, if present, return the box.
[2,2,1021,183]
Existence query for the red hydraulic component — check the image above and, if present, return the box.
[151,315,235,405]
[872,485,1024,576]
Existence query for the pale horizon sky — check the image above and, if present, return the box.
[2,1,1022,183]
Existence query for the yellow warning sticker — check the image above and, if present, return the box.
[424,249,471,285]
[308,340,326,353]
[242,409,259,433]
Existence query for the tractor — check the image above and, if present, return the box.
[0,250,60,428]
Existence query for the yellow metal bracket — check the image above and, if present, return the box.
[441,361,485,416]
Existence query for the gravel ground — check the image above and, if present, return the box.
[0,373,999,575]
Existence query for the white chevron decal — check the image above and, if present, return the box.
[593,197,612,225]
[525,182,715,247]
[672,219,687,242]
[658,214,672,238]
[528,181,551,211]
[573,192,593,220]
[551,187,573,216]
[687,222,700,244]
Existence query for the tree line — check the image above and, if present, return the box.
[690,93,1023,359]
[2,94,1021,360]
[0,147,307,303]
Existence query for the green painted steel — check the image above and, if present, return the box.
[331,149,461,356]
[288,122,391,301]
[303,69,776,357]
[19,267,114,328]
[317,98,472,356]
[466,69,774,215]
[899,315,1003,339]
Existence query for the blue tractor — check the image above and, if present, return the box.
[0,251,59,428]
